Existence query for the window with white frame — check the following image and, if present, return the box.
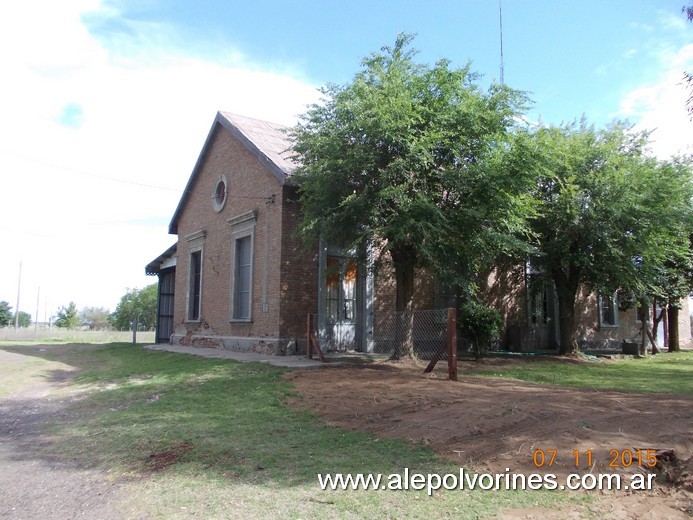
[598,292,618,328]
[228,210,257,322]
[185,230,206,321]
[234,236,252,319]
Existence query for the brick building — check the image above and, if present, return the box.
[146,112,691,354]
[146,112,400,354]
[483,264,691,351]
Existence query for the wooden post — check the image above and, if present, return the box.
[306,313,325,362]
[447,307,458,381]
[132,314,138,345]
[307,314,312,359]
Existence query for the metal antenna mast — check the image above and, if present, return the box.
[499,0,505,84]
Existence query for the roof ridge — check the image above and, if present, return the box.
[218,111,290,129]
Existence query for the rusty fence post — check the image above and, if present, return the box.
[307,314,313,359]
[448,307,458,381]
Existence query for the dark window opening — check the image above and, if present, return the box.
[189,250,202,320]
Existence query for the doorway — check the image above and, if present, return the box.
[156,268,175,343]
[324,256,358,351]
[528,278,558,350]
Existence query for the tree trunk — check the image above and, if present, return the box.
[650,302,662,354]
[637,299,648,357]
[555,284,579,355]
[668,305,680,352]
[391,247,416,358]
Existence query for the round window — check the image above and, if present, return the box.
[212,174,228,212]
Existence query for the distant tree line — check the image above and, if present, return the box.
[1,283,158,332]
[0,301,31,328]
[108,284,158,331]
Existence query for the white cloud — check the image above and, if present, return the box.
[0,0,320,318]
[618,44,693,159]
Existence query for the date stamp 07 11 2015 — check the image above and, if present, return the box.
[531,448,658,469]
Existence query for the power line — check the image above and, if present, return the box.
[1,147,180,192]
[0,147,274,202]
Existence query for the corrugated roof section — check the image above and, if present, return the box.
[219,112,297,176]
[145,243,177,275]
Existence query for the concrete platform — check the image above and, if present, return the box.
[143,343,331,368]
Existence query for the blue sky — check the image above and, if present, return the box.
[83,0,692,129]
[0,0,691,320]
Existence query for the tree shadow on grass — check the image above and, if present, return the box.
[0,343,446,489]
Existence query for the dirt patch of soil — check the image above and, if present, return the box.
[143,441,195,472]
[286,359,693,519]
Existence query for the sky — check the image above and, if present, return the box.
[0,0,691,322]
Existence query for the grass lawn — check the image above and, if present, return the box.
[0,343,593,519]
[463,351,693,395]
[13,343,684,518]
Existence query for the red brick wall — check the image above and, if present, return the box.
[481,266,528,326]
[481,268,692,348]
[172,124,284,342]
[278,186,319,340]
[372,255,436,313]
[576,291,692,345]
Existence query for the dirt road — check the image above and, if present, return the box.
[0,349,126,519]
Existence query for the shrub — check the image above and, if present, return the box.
[458,301,503,359]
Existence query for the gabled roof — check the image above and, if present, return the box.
[220,112,297,177]
[169,112,297,234]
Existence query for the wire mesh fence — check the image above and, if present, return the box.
[371,308,450,359]
[307,308,458,379]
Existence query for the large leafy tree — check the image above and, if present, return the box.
[55,302,80,329]
[0,301,13,327]
[527,121,693,355]
[291,34,534,355]
[632,157,693,352]
[109,284,157,331]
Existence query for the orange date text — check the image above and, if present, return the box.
[532,449,658,468]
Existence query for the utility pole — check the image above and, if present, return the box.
[35,286,40,333]
[14,262,22,330]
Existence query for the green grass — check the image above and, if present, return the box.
[0,343,596,519]
[463,351,693,395]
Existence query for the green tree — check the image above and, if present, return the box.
[110,284,157,331]
[623,157,693,353]
[80,306,111,330]
[0,301,13,327]
[55,302,80,329]
[291,34,534,356]
[526,121,693,355]
[14,311,31,328]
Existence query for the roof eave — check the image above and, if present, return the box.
[145,243,178,276]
